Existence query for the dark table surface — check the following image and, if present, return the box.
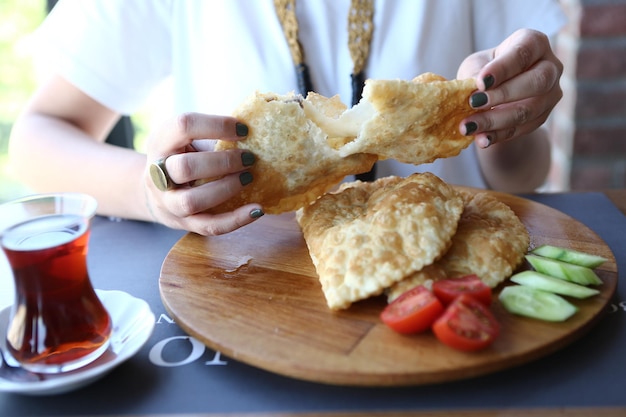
[1,190,625,417]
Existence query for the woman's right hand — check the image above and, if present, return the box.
[144,112,264,236]
[10,74,262,235]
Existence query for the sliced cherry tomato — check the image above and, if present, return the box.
[432,294,500,351]
[432,274,492,306]
[380,285,444,334]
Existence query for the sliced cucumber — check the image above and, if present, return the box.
[531,245,607,268]
[499,285,578,322]
[510,270,600,299]
[525,254,603,286]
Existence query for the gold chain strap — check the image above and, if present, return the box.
[347,0,374,76]
[274,0,377,182]
[273,0,305,66]
[274,0,374,92]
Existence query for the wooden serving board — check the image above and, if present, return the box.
[159,191,618,386]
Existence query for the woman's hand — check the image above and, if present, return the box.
[457,28,563,148]
[144,112,264,235]
[456,29,563,193]
[12,74,263,235]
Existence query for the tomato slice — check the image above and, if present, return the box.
[432,294,500,351]
[432,274,492,306]
[380,285,444,334]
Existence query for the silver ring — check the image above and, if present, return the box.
[149,157,176,191]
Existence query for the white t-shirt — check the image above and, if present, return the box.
[36,0,565,188]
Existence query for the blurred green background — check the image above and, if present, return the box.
[0,0,45,202]
[0,0,155,204]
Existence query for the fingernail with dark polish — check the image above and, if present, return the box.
[485,135,493,148]
[241,152,255,166]
[470,92,488,108]
[249,208,264,219]
[483,75,495,90]
[464,121,478,135]
[239,171,253,186]
[236,122,249,137]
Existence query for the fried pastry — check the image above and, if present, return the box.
[296,173,464,310]
[336,73,479,164]
[209,73,479,214]
[209,93,377,214]
[387,188,530,301]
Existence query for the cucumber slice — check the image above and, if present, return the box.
[499,285,578,322]
[525,254,603,286]
[510,270,600,299]
[531,245,607,268]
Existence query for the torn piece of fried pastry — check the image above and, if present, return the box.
[296,173,464,310]
[209,73,479,214]
[329,73,480,164]
[387,188,530,302]
[209,92,377,214]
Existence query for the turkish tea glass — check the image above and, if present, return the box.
[0,193,111,373]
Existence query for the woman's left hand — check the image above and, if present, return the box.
[457,28,563,148]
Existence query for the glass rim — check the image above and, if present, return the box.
[0,192,98,232]
[3,192,97,206]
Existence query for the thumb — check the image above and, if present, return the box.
[456,49,493,89]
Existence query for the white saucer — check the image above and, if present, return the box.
[0,290,155,395]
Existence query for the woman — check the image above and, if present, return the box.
[9,0,565,235]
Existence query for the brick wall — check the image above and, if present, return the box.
[548,0,626,191]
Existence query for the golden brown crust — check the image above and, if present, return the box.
[210,92,377,214]
[339,74,479,164]
[207,73,480,215]
[296,173,464,310]
[387,188,530,301]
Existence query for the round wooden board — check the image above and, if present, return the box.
[159,190,617,386]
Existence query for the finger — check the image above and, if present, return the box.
[165,149,255,185]
[456,49,492,81]
[470,59,561,108]
[461,97,552,143]
[469,97,547,133]
[477,29,554,90]
[185,204,265,236]
[472,106,553,148]
[152,113,248,155]
[163,171,254,217]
